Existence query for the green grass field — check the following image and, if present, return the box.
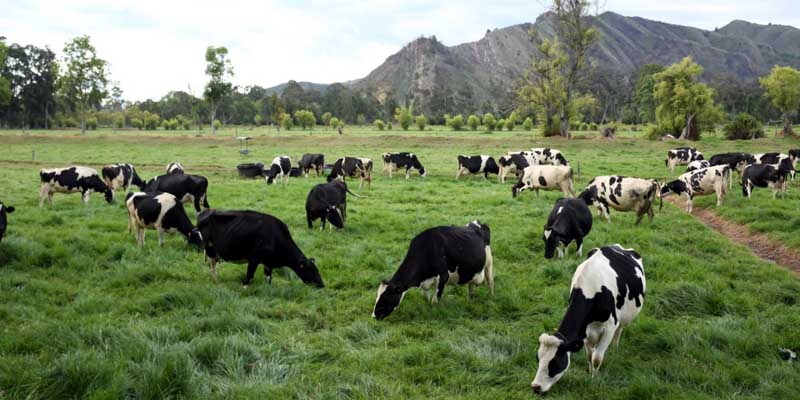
[0,127,799,399]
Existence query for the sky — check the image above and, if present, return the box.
[3,0,799,101]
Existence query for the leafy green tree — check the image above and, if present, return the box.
[0,39,10,106]
[523,117,533,130]
[447,114,464,131]
[143,112,160,130]
[203,46,233,135]
[114,113,125,129]
[633,64,665,123]
[415,114,427,131]
[496,119,505,131]
[254,114,263,126]
[321,112,332,127]
[467,115,480,130]
[131,118,143,130]
[329,117,340,130]
[505,118,515,131]
[483,113,496,130]
[759,66,800,136]
[724,113,764,140]
[85,116,98,130]
[394,106,412,130]
[654,57,721,140]
[357,113,366,126]
[58,36,108,134]
[294,109,316,130]
[518,37,567,137]
[281,114,293,130]
[374,119,384,130]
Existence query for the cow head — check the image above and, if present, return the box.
[542,225,560,259]
[372,281,406,320]
[789,149,800,163]
[577,186,596,206]
[531,333,582,394]
[511,180,527,198]
[660,180,686,197]
[413,157,426,177]
[292,257,324,288]
[326,205,344,229]
[187,227,203,248]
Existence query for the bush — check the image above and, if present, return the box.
[483,113,496,130]
[588,122,598,131]
[467,115,480,131]
[387,122,393,130]
[321,112,332,126]
[505,118,515,131]
[85,117,98,130]
[724,113,764,140]
[114,114,125,129]
[131,118,143,130]
[395,106,412,130]
[144,112,161,130]
[579,122,588,131]
[357,114,366,126]
[496,119,505,131]
[415,114,427,131]
[542,115,561,137]
[447,114,464,131]
[294,109,316,130]
[374,119,384,131]
[212,119,222,131]
[329,117,339,130]
[522,117,533,131]
[254,114,263,126]
[570,121,581,130]
[644,125,669,140]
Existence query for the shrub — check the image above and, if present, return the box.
[395,106,412,130]
[356,114,366,126]
[447,114,464,131]
[294,109,316,130]
[114,114,125,129]
[588,122,598,131]
[144,112,160,130]
[131,118,143,130]
[281,115,293,130]
[374,119,384,130]
[579,122,588,131]
[212,119,222,131]
[505,118,515,131]
[387,122,393,130]
[321,112,332,126]
[162,120,170,130]
[724,113,764,140]
[467,115,480,131]
[85,117,98,130]
[522,117,533,131]
[254,114,263,126]
[644,124,669,140]
[483,113,496,130]
[329,117,340,130]
[570,121,581,130]
[496,119,505,131]
[542,115,561,137]
[415,114,427,131]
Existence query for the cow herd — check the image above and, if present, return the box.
[0,144,797,394]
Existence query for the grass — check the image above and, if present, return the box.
[0,127,799,399]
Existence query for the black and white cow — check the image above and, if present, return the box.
[298,153,325,177]
[305,180,359,229]
[543,198,593,259]
[197,209,325,288]
[512,165,575,198]
[0,200,15,244]
[498,151,536,183]
[265,156,292,185]
[709,152,755,172]
[741,163,790,199]
[753,153,796,180]
[685,160,710,172]
[382,152,426,179]
[660,165,730,213]
[455,155,500,180]
[790,149,800,166]
[166,162,184,174]
[530,148,569,166]
[126,192,203,247]
[39,166,113,207]
[665,147,703,173]
[327,157,372,189]
[531,244,645,394]
[102,163,146,199]
[143,173,210,213]
[372,221,494,320]
[578,176,661,225]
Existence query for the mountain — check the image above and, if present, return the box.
[348,12,800,116]
[264,81,329,96]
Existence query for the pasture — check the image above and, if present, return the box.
[0,127,799,399]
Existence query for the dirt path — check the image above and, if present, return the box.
[665,197,800,275]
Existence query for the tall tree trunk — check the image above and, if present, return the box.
[780,113,794,137]
[80,104,86,134]
[560,113,570,139]
[210,105,217,135]
[679,113,696,140]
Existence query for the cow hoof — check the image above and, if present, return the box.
[242,285,249,289]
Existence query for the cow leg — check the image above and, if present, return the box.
[39,185,48,208]
[264,267,273,284]
[591,323,617,376]
[243,260,259,288]
[599,203,611,223]
[585,341,595,375]
[499,168,506,183]
[194,195,202,214]
[48,192,54,206]
[405,168,410,180]
[634,208,644,225]
[209,258,218,281]
[576,238,583,258]
[484,247,495,296]
[307,216,314,229]
[455,167,465,180]
[320,218,326,231]
[468,283,476,300]
[716,185,724,207]
[647,204,655,222]
[612,326,623,348]
[435,273,449,303]
[82,190,90,204]
[137,227,145,246]
[157,227,165,247]
[686,194,693,213]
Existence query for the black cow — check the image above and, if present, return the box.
[299,153,325,177]
[372,221,495,320]
[382,152,426,179]
[742,163,790,198]
[143,173,210,213]
[498,152,534,183]
[39,166,113,207]
[753,152,796,180]
[197,209,324,288]
[102,163,146,199]
[265,156,292,185]
[125,192,203,247]
[306,180,359,229]
[0,200,15,244]
[327,157,372,188]
[709,152,755,171]
[455,155,500,180]
[166,162,184,174]
[289,167,303,177]
[543,198,593,259]
[790,149,800,164]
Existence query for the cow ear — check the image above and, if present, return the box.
[543,224,551,230]
[6,206,14,213]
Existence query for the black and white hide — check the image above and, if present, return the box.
[543,198,593,259]
[382,152,426,179]
[327,157,372,189]
[298,153,325,177]
[511,165,575,198]
[578,176,661,224]
[0,200,15,244]
[455,155,500,180]
[265,156,292,185]
[166,162,185,174]
[753,153,796,181]
[102,163,146,199]
[126,192,203,247]
[530,148,569,166]
[39,166,113,207]
[665,147,703,173]
[660,165,730,213]
[498,151,536,183]
[741,163,790,199]
[685,160,710,172]
[143,173,210,213]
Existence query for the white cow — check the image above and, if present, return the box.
[512,165,575,198]
[660,165,730,213]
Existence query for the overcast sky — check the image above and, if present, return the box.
[3,0,799,101]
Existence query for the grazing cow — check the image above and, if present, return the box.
[530,148,569,166]
[101,163,146,199]
[512,165,575,198]
[0,200,15,244]
[382,152,426,179]
[166,162,184,174]
[126,192,203,247]
[39,166,113,207]
[498,151,536,183]
[578,176,661,225]
[306,180,359,229]
[265,156,292,185]
[455,155,500,180]
[298,153,325,177]
[327,157,372,188]
[143,173,210,213]
[685,160,710,172]
[665,147,703,173]
[790,149,800,166]
[660,165,730,213]
[709,152,755,172]
[531,244,645,394]
[372,221,494,320]
[753,153,796,180]
[543,198,593,259]
[197,209,324,288]
[741,163,790,199]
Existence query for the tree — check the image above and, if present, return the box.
[517,37,568,137]
[59,36,108,133]
[374,119,384,130]
[633,64,665,123]
[254,114,263,126]
[467,114,480,130]
[203,46,233,135]
[523,117,533,130]
[760,66,800,136]
[0,38,10,107]
[329,117,340,130]
[483,113,496,130]
[321,111,332,127]
[356,113,366,126]
[415,114,427,131]
[281,114,293,130]
[394,106,412,130]
[294,109,316,130]
[653,57,721,140]
[723,113,764,140]
[446,114,464,131]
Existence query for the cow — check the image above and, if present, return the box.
[530,148,569,166]
[543,198,593,259]
[382,152,426,179]
[166,162,184,174]
[753,153,796,180]
[298,153,325,177]
[790,149,800,166]
[578,176,661,225]
[327,157,372,189]
[39,166,113,207]
[531,244,645,394]
[265,156,291,185]
[143,173,210,214]
[197,209,325,288]
[511,165,575,198]
[305,180,360,229]
[685,160,710,172]
[372,221,494,320]
[709,152,755,172]
[741,163,791,199]
[455,155,500,180]
[0,200,14,245]
[289,167,303,177]
[665,147,703,173]
[660,165,730,213]
[498,151,536,183]
[101,163,146,200]
[125,192,203,247]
